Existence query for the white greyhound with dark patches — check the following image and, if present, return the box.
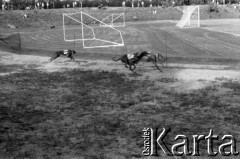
[141,51,167,72]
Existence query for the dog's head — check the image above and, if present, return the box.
[72,50,76,54]
[141,51,151,56]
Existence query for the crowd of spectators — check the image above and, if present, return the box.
[1,1,83,10]
[2,0,237,11]
[1,0,161,11]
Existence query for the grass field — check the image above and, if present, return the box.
[1,5,240,159]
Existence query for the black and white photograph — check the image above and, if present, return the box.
[1,0,240,158]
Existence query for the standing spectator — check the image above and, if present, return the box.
[80,1,83,8]
[132,1,134,8]
[73,1,75,8]
[23,13,28,19]
[42,2,44,9]
[122,1,126,7]
[149,0,152,7]
[2,3,5,11]
[47,2,49,9]
[37,2,39,9]
[141,1,144,7]
[67,4,70,8]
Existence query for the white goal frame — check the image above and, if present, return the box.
[100,13,125,27]
[176,6,200,28]
[63,11,124,49]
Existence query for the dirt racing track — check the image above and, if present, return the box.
[2,19,240,92]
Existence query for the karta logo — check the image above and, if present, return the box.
[142,128,239,156]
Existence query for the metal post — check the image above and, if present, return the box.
[24,18,26,33]
[63,14,65,41]
[74,32,76,50]
[198,6,200,27]
[81,11,85,48]
[188,7,191,26]
[165,31,168,68]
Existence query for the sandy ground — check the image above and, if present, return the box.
[1,51,240,92]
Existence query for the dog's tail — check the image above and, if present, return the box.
[112,56,121,62]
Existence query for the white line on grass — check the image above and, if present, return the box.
[201,27,240,37]
[126,20,177,25]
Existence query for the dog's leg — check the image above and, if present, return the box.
[130,65,141,76]
[161,62,165,68]
[50,57,56,62]
[133,65,136,70]
[129,65,132,71]
[154,62,163,72]
[50,54,60,62]
[157,59,165,68]
[130,64,136,71]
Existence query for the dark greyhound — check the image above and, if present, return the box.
[50,50,76,62]
[112,51,150,71]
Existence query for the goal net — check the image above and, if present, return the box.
[100,13,125,27]
[63,11,124,49]
[176,6,200,28]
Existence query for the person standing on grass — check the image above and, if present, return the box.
[80,0,83,8]
[122,1,126,7]
[150,0,153,7]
